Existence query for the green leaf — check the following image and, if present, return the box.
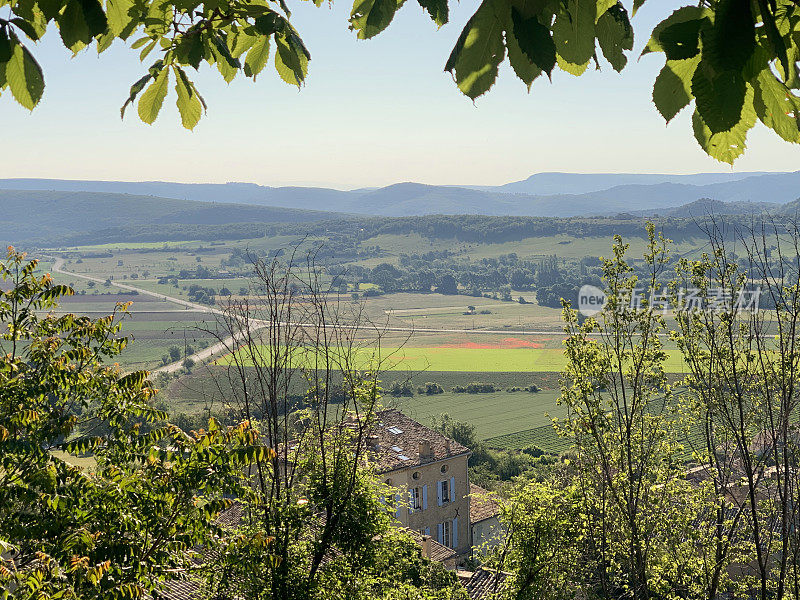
[652,55,700,123]
[705,0,755,72]
[595,0,617,21]
[642,6,709,57]
[5,38,45,110]
[139,38,156,60]
[274,30,309,86]
[417,0,447,27]
[506,16,542,90]
[106,0,135,37]
[444,0,505,100]
[511,7,556,77]
[229,30,257,60]
[658,18,702,60]
[596,3,632,72]
[137,67,169,124]
[212,34,240,83]
[556,53,588,76]
[10,18,43,41]
[174,67,202,130]
[349,0,401,40]
[692,84,756,164]
[254,13,284,36]
[244,35,270,78]
[58,0,108,53]
[174,32,204,68]
[119,73,153,119]
[692,62,746,133]
[753,69,800,143]
[0,28,12,63]
[552,0,596,69]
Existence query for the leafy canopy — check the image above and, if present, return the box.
[0,248,271,600]
[1,0,799,161]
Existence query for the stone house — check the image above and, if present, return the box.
[369,409,472,558]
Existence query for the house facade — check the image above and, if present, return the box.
[369,409,472,557]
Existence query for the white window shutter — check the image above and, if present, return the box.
[450,476,456,502]
[422,485,428,510]
[424,526,430,536]
[437,481,443,506]
[452,517,458,549]
[408,490,413,515]
[395,493,402,520]
[437,523,443,544]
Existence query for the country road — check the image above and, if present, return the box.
[49,257,245,374]
[47,257,583,375]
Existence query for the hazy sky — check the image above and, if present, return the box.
[2,0,800,189]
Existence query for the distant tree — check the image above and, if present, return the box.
[435,274,458,295]
[169,345,181,362]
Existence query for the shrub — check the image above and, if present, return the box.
[418,382,444,395]
[452,382,497,394]
[388,380,414,397]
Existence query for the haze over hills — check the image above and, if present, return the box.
[0,189,346,245]
[486,172,771,195]
[1,171,799,220]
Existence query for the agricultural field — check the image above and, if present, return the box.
[392,388,564,440]
[29,224,699,457]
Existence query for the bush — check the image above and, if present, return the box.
[525,384,540,393]
[417,382,444,395]
[452,382,497,394]
[387,380,414,397]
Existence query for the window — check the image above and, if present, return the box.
[437,519,458,549]
[440,479,449,504]
[440,464,449,473]
[410,487,421,511]
[441,520,452,548]
[412,471,420,480]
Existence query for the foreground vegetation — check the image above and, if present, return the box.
[10,212,800,599]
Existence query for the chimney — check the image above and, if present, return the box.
[367,434,380,449]
[418,440,432,459]
[421,535,431,559]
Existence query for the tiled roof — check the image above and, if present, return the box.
[469,484,499,524]
[156,579,202,600]
[406,529,458,563]
[464,568,511,600]
[369,409,470,473]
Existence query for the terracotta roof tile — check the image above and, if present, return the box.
[369,409,470,473]
[464,568,510,600]
[406,529,458,563]
[469,484,499,524]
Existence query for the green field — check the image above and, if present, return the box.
[219,345,688,373]
[393,389,564,440]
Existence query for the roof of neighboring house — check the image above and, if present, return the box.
[464,568,511,600]
[156,579,202,600]
[406,529,458,563]
[469,484,500,525]
[369,409,470,473]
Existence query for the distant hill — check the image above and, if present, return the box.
[0,189,345,245]
[1,172,799,219]
[490,172,771,195]
[631,198,779,218]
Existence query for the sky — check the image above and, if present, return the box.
[2,0,800,189]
